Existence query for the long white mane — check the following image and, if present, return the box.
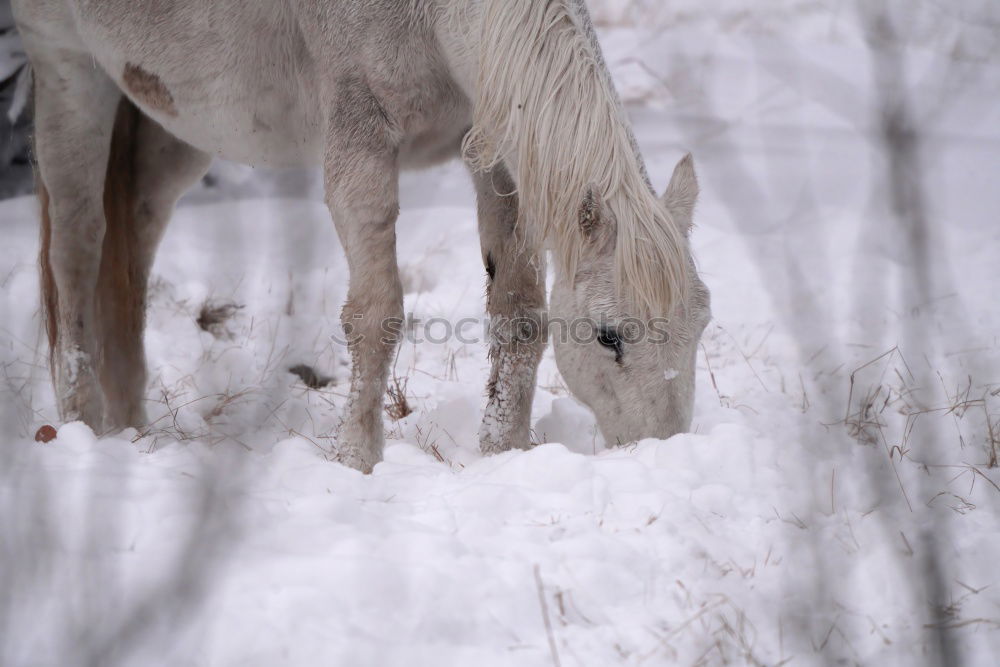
[463,0,689,317]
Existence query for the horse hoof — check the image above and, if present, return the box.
[336,446,379,474]
[479,429,533,456]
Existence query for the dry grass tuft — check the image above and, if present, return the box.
[196,300,244,339]
[413,424,447,464]
[385,375,413,421]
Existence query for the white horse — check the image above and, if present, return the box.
[14,0,711,472]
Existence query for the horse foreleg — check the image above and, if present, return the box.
[31,53,122,431]
[325,82,403,473]
[99,109,212,429]
[472,165,547,454]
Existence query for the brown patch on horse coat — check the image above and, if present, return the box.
[123,63,178,117]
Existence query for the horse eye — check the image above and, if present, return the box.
[597,328,621,350]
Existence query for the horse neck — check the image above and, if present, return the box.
[449,0,687,318]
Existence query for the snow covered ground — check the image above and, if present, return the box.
[2,3,999,665]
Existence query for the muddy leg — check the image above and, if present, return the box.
[471,165,547,454]
[98,108,212,429]
[324,80,403,473]
[32,53,121,430]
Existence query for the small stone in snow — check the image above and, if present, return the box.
[35,425,57,443]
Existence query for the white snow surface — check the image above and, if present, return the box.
[2,4,1000,665]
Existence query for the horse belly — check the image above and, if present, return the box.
[104,55,324,168]
[122,77,325,169]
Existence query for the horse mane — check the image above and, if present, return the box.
[463,0,689,317]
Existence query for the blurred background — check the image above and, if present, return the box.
[0,0,31,198]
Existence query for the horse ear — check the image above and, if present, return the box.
[578,186,616,257]
[662,153,699,234]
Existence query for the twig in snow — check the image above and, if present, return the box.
[533,564,562,667]
[700,342,724,407]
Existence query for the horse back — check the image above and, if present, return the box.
[14,0,470,168]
